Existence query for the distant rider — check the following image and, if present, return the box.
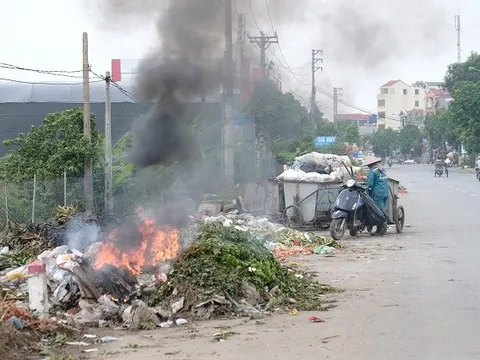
[365,157,389,236]
[476,156,480,170]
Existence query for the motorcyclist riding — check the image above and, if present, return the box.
[364,156,389,236]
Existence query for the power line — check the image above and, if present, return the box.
[0,77,102,85]
[0,62,83,78]
[247,0,261,32]
[264,0,275,33]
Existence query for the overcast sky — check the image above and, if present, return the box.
[0,0,478,119]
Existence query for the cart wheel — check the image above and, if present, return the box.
[282,205,303,228]
[395,205,405,234]
[316,222,330,230]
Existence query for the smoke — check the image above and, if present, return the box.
[65,217,101,252]
[313,0,451,70]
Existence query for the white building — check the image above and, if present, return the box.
[376,80,427,130]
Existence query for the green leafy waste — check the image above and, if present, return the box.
[150,222,341,315]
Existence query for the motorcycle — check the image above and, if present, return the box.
[330,179,371,240]
[476,168,480,182]
[434,162,445,177]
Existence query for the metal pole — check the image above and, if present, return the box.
[32,175,36,224]
[104,71,113,211]
[223,0,235,184]
[4,184,8,227]
[83,32,93,215]
[63,172,67,206]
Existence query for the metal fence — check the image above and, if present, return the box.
[0,173,106,227]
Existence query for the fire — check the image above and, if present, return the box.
[94,218,180,275]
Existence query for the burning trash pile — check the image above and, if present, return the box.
[277,152,361,182]
[0,209,340,336]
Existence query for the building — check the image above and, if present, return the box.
[425,88,450,115]
[376,80,427,130]
[0,80,223,157]
[336,113,377,126]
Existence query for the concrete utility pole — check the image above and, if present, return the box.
[333,87,342,121]
[104,71,113,212]
[310,49,323,129]
[454,15,461,63]
[82,32,93,215]
[237,13,246,60]
[224,0,235,184]
[248,31,278,80]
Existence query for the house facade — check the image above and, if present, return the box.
[376,80,427,130]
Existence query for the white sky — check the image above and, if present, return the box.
[0,0,478,119]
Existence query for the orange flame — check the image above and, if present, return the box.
[94,218,180,275]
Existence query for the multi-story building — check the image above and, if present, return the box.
[376,80,427,130]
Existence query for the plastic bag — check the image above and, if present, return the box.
[360,192,387,226]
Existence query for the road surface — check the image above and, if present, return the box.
[91,164,480,360]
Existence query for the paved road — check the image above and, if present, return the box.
[323,164,480,360]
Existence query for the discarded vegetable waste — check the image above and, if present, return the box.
[150,222,340,317]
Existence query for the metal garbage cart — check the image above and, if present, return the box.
[279,179,343,229]
[386,177,405,233]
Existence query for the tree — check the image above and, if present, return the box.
[398,124,423,157]
[337,122,360,144]
[445,82,480,154]
[371,128,399,158]
[0,108,102,182]
[245,80,310,150]
[444,52,480,93]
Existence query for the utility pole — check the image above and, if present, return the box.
[224,0,235,184]
[82,32,93,215]
[248,31,278,80]
[237,13,246,60]
[310,49,323,129]
[333,87,342,121]
[454,15,461,63]
[104,71,113,212]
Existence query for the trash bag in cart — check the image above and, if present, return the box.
[359,192,388,226]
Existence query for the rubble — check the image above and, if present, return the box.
[0,206,340,353]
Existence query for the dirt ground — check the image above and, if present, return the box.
[73,235,409,360]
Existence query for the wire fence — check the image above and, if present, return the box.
[0,173,106,228]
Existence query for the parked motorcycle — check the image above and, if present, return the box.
[330,179,372,240]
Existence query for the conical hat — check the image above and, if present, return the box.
[363,156,382,167]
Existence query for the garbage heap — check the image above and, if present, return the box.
[277,152,362,182]
[0,211,341,335]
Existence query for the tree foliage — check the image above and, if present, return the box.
[446,82,480,153]
[444,52,480,93]
[398,124,423,156]
[245,80,311,149]
[0,108,102,182]
[371,128,399,157]
[336,122,360,144]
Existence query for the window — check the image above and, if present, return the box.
[378,111,386,119]
[415,101,419,107]
[380,88,388,94]
[378,99,385,107]
[403,89,407,95]
[390,88,395,95]
[415,89,419,95]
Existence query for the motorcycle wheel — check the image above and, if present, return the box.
[329,218,346,240]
